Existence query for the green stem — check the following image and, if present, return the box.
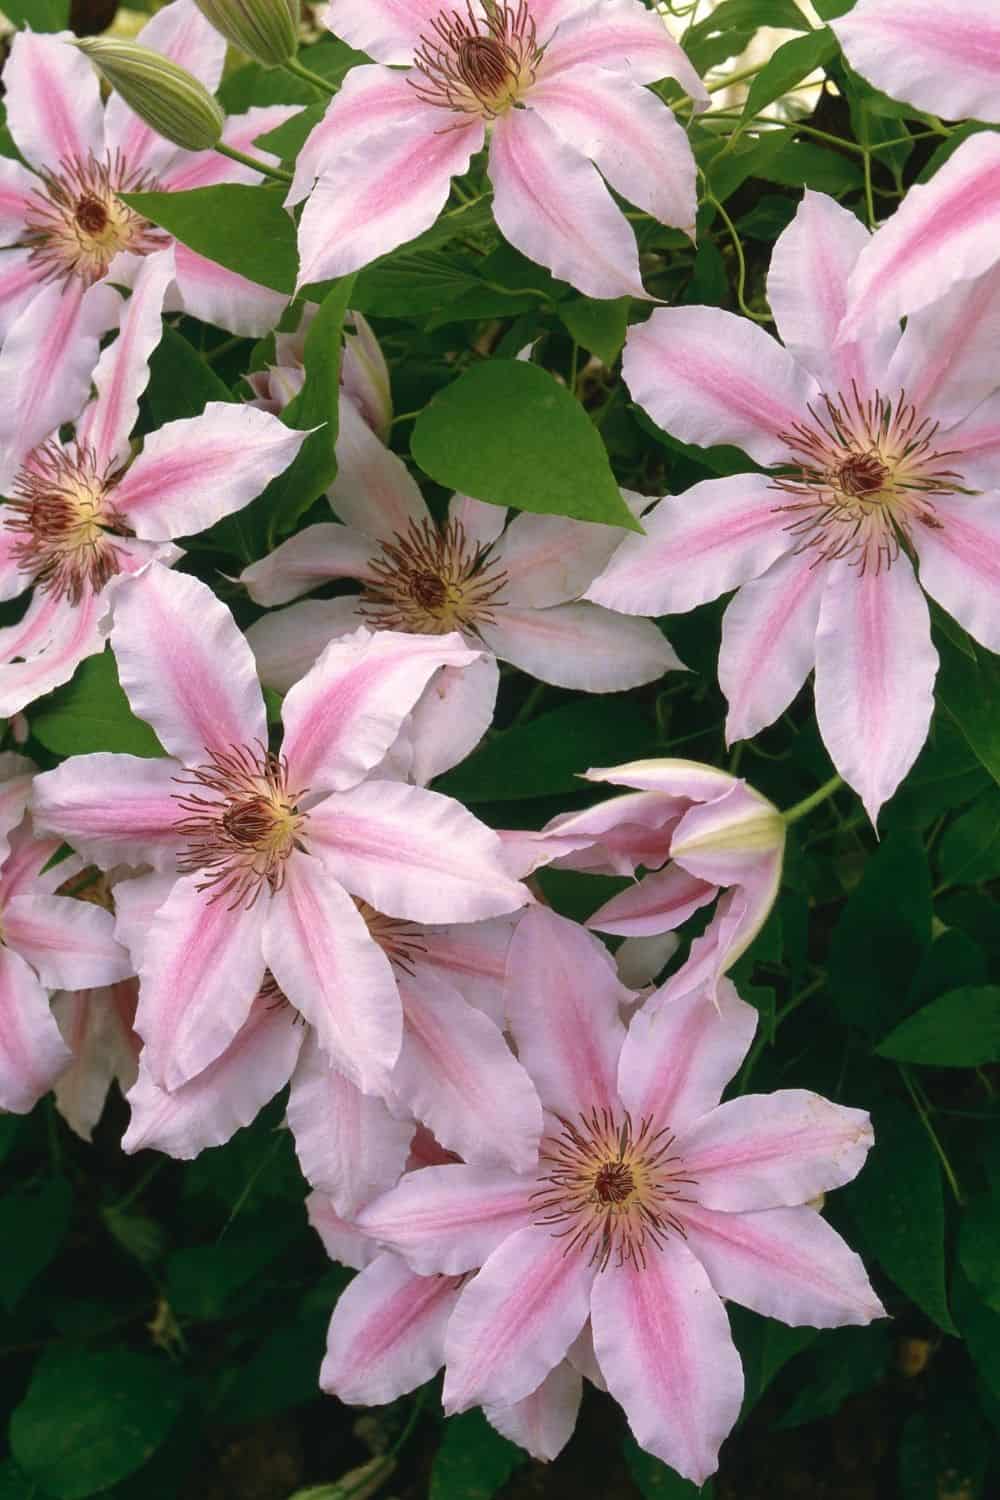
[282,55,338,96]
[511,680,546,729]
[706,59,770,95]
[213,142,292,184]
[782,773,843,826]
[703,192,772,323]
[899,1065,965,1204]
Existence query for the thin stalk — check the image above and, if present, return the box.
[783,773,843,826]
[704,192,773,323]
[899,1065,965,1204]
[213,142,292,184]
[282,55,338,95]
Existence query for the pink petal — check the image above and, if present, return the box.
[0,251,45,342]
[585,476,792,617]
[123,995,303,1157]
[623,306,814,467]
[321,1251,461,1406]
[444,1225,595,1412]
[413,913,519,1027]
[135,873,267,1091]
[842,133,1000,340]
[297,107,483,288]
[281,628,480,793]
[942,388,1000,490]
[813,558,937,825]
[680,1202,886,1327]
[668,781,785,890]
[583,760,754,799]
[0,943,72,1114]
[586,864,718,938]
[449,493,506,550]
[332,396,432,539]
[116,404,307,540]
[590,1237,743,1485]
[110,565,266,766]
[5,30,104,172]
[286,1030,412,1210]
[52,980,140,1142]
[677,1090,875,1212]
[263,852,402,1094]
[488,107,646,301]
[719,552,825,744]
[286,63,429,207]
[0,588,105,719]
[78,249,174,472]
[307,1192,378,1270]
[241,523,375,607]
[885,261,1000,426]
[0,753,38,862]
[161,105,297,191]
[617,977,757,1132]
[914,494,1000,653]
[4,894,130,990]
[765,189,897,394]
[486,1359,582,1463]
[481,602,681,692]
[527,67,696,233]
[503,907,628,1122]
[538,789,687,877]
[0,508,29,605]
[0,822,66,906]
[492,509,627,610]
[171,242,288,339]
[31,753,182,872]
[247,597,366,694]
[392,967,542,1173]
[325,0,443,63]
[308,780,529,922]
[358,1163,535,1275]
[405,653,499,785]
[831,0,1000,125]
[113,871,175,967]
[0,157,36,242]
[539,0,709,103]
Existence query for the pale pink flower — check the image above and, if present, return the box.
[0,251,307,717]
[242,405,680,697]
[0,2,295,476]
[52,978,141,1141]
[831,0,1000,125]
[247,306,393,443]
[354,908,884,1481]
[0,755,131,1115]
[291,0,708,299]
[588,189,1000,822]
[31,562,530,1101]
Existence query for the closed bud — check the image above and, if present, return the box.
[76,38,225,152]
[194,0,299,67]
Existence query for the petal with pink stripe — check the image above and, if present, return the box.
[31,754,182,872]
[486,1359,582,1463]
[4,894,131,990]
[5,30,104,172]
[0,588,106,719]
[325,0,447,65]
[358,1162,536,1275]
[539,0,709,103]
[480,602,682,692]
[586,863,718,938]
[171,242,288,339]
[0,944,71,1114]
[914,494,1000,653]
[246,597,366,695]
[241,523,375,607]
[492,509,626,610]
[161,105,297,192]
[719,551,824,744]
[0,158,37,242]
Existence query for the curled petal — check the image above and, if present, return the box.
[53,981,140,1142]
[485,1359,582,1463]
[332,395,432,539]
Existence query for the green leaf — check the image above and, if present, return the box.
[899,1401,992,1500]
[141,325,237,430]
[2,0,68,27]
[685,0,809,72]
[953,1271,1000,1404]
[412,361,640,530]
[742,30,838,121]
[0,1462,35,1500]
[828,828,932,1034]
[558,297,631,366]
[937,633,1000,786]
[959,1193,1000,1310]
[435,699,658,803]
[728,1305,819,1408]
[775,1325,889,1428]
[0,1175,72,1310]
[624,1436,712,1498]
[255,101,327,159]
[429,1411,524,1500]
[10,1351,185,1499]
[121,184,298,294]
[845,1096,956,1333]
[165,1219,299,1320]
[32,649,165,758]
[875,987,1000,1067]
[758,139,864,194]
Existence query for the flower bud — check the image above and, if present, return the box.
[193,0,300,68]
[343,312,394,443]
[76,38,224,152]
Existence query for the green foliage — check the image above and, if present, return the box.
[122,184,298,294]
[1,0,68,28]
[429,1411,524,1500]
[0,1175,72,1310]
[875,988,1000,1066]
[740,30,839,121]
[32,651,164,758]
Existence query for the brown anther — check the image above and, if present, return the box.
[22,149,168,286]
[6,441,130,604]
[411,1,540,119]
[361,517,508,635]
[458,35,510,94]
[594,1160,635,1204]
[74,194,109,234]
[836,451,889,497]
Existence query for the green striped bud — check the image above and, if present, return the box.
[76,38,225,152]
[193,0,299,67]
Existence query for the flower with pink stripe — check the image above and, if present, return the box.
[31,563,530,1102]
[589,189,1000,822]
[352,907,884,1480]
[291,0,707,299]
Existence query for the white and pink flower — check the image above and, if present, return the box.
[335,908,883,1479]
[0,2,294,475]
[0,250,307,716]
[588,190,1000,822]
[291,0,707,299]
[247,305,394,443]
[32,563,530,1104]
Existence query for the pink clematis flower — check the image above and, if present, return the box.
[0,2,295,475]
[242,402,681,697]
[0,250,307,716]
[31,562,531,1102]
[0,755,131,1115]
[588,190,1000,822]
[247,305,394,443]
[831,0,1000,126]
[291,0,708,299]
[517,758,785,1007]
[52,977,141,1142]
[352,908,884,1481]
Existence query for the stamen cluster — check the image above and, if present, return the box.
[411,1,541,118]
[22,150,167,285]
[355,900,428,973]
[362,518,508,635]
[7,442,130,604]
[532,1108,695,1271]
[173,745,309,909]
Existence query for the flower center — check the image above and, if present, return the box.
[771,385,962,574]
[532,1108,695,1271]
[6,442,130,604]
[361,518,508,635]
[173,746,309,909]
[412,1,540,118]
[22,150,168,286]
